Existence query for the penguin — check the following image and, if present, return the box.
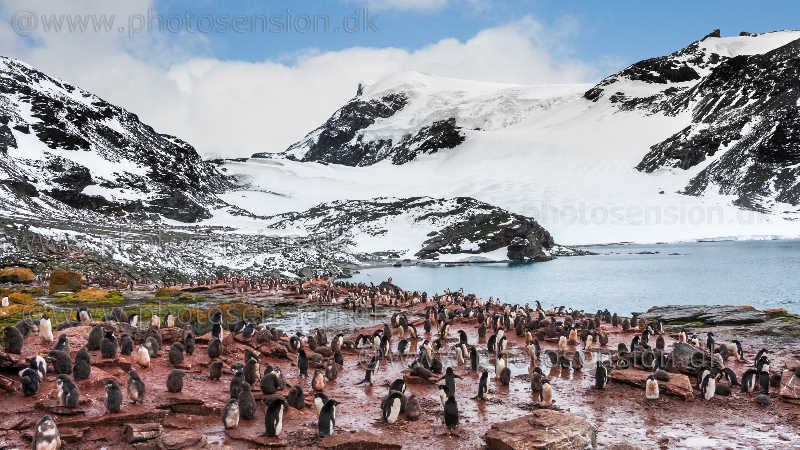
[469,346,479,372]
[76,307,92,324]
[718,367,739,386]
[678,329,686,343]
[473,369,489,400]
[558,335,567,354]
[87,325,103,351]
[572,351,584,371]
[39,314,53,343]
[458,330,468,346]
[314,392,330,415]
[169,342,185,366]
[289,336,301,352]
[318,399,340,437]
[287,384,305,409]
[405,394,421,420]
[274,367,287,390]
[706,332,715,354]
[655,335,665,351]
[690,334,700,348]
[595,361,608,389]
[32,416,61,450]
[325,360,338,381]
[208,338,222,359]
[128,370,146,404]
[356,356,377,385]
[19,366,41,396]
[298,349,309,377]
[244,357,260,385]
[210,360,224,381]
[444,395,459,431]
[49,350,72,375]
[166,369,184,393]
[530,367,544,396]
[150,314,160,329]
[499,366,511,386]
[184,333,195,356]
[136,345,151,368]
[487,334,496,353]
[129,314,139,328]
[100,331,117,359]
[0,296,6,307]
[104,379,123,413]
[3,326,23,354]
[754,394,770,406]
[731,339,745,361]
[164,313,175,328]
[73,348,91,381]
[758,371,770,394]
[478,323,486,338]
[334,350,344,366]
[382,391,404,425]
[222,399,240,429]
[238,382,256,420]
[715,383,732,396]
[31,354,47,380]
[55,375,79,408]
[584,333,594,351]
[261,371,279,394]
[495,352,508,378]
[53,334,69,353]
[438,384,449,408]
[265,397,288,437]
[700,372,716,400]
[645,375,659,400]
[119,334,133,356]
[144,336,160,357]
[540,379,554,406]
[756,355,770,374]
[312,369,326,391]
[755,348,769,367]
[230,371,245,399]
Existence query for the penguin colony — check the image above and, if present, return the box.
[2,281,793,447]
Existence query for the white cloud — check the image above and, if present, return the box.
[0,1,597,158]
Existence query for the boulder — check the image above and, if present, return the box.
[639,305,769,325]
[161,430,206,450]
[609,368,694,400]
[0,267,34,283]
[670,342,705,372]
[319,431,402,449]
[49,270,82,293]
[483,409,597,449]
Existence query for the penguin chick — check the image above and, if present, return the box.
[645,375,660,400]
[87,325,103,351]
[166,369,184,393]
[222,399,240,429]
[128,370,146,404]
[104,379,123,414]
[119,334,133,356]
[208,338,222,359]
[405,394,421,420]
[209,360,223,381]
[55,375,79,408]
[100,331,117,359]
[33,416,61,450]
[238,382,257,420]
[169,342,185,366]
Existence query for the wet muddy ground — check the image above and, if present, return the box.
[1,287,799,449]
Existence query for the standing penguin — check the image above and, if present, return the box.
[405,394,421,420]
[229,371,245,399]
[244,357,260,385]
[314,392,330,416]
[104,379,123,414]
[440,367,462,397]
[382,391,404,424]
[595,362,608,389]
[645,375,659,400]
[473,369,489,400]
[298,349,309,377]
[87,325,103,351]
[222,399,240,429]
[3,326,23,354]
[55,375,80,408]
[325,360,338,381]
[183,332,195,356]
[49,350,72,375]
[469,346,479,372]
[166,370,184,393]
[444,395,459,431]
[19,366,41,396]
[32,416,61,450]
[169,342,185,366]
[260,371,279,394]
[356,356,377,386]
[731,339,745,361]
[53,334,69,353]
[72,348,90,381]
[100,331,117,359]
[438,385,450,408]
[238,382,256,420]
[701,372,716,400]
[287,385,305,410]
[136,345,151,368]
[706,333,715,354]
[312,369,326,391]
[39,314,53,343]
[119,334,133,356]
[208,338,222,359]
[128,370,146,404]
[539,379,554,406]
[265,397,289,437]
[76,307,92,324]
[210,361,224,381]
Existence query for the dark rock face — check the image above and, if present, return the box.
[254,92,466,166]
[0,57,230,222]
[586,31,800,211]
[266,196,554,262]
[639,304,774,325]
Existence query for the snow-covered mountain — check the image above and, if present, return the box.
[0,56,231,223]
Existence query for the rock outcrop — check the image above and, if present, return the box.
[483,410,597,450]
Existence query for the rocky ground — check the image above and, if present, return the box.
[1,281,799,449]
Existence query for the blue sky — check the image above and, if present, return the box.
[154,0,800,72]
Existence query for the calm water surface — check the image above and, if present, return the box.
[348,240,800,315]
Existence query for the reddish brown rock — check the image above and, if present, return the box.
[48,270,83,293]
[318,431,402,449]
[609,369,694,400]
[779,369,800,400]
[483,410,597,450]
[162,430,206,449]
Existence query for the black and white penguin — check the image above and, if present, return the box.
[164,313,175,329]
[87,325,103,351]
[389,378,406,394]
[119,334,133,356]
[718,367,739,386]
[76,307,92,324]
[495,352,508,378]
[210,360,224,381]
[595,361,608,389]
[487,334,496,354]
[136,345,151,368]
[150,314,160,329]
[754,348,769,367]
[100,330,117,359]
[129,314,139,328]
[382,391,404,424]
[49,350,72,375]
[128,370,146,404]
[298,349,309,377]
[458,330,468,346]
[168,342,185,366]
[238,382,256,420]
[3,326,23,354]
[208,338,222,359]
[700,372,716,400]
[540,379,553,406]
[312,369,326,391]
[287,384,305,409]
[444,395,459,431]
[318,398,340,437]
[438,384,449,408]
[440,367,462,396]
[104,379,123,414]
[758,371,770,394]
[289,336,301,352]
[53,334,69,353]
[166,369,184,393]
[706,332,715,354]
[222,399,240,429]
[314,392,330,415]
[645,375,659,400]
[39,314,53,343]
[31,355,47,380]
[56,375,80,408]
[469,346,479,372]
[265,397,288,437]
[32,415,61,450]
[405,394,420,420]
[473,369,489,400]
[756,355,770,374]
[356,356,377,385]
[19,366,41,396]
[731,340,745,361]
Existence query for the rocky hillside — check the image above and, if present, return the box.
[0,57,231,222]
[585,29,800,211]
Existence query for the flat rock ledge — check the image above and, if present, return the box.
[318,431,402,449]
[483,410,597,450]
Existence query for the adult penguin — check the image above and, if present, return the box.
[595,361,608,389]
[298,349,309,377]
[444,395,459,432]
[314,392,330,416]
[469,346,479,372]
[706,332,715,354]
[265,397,289,437]
[382,391,404,424]
[473,369,489,400]
[318,399,340,437]
[700,372,716,400]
